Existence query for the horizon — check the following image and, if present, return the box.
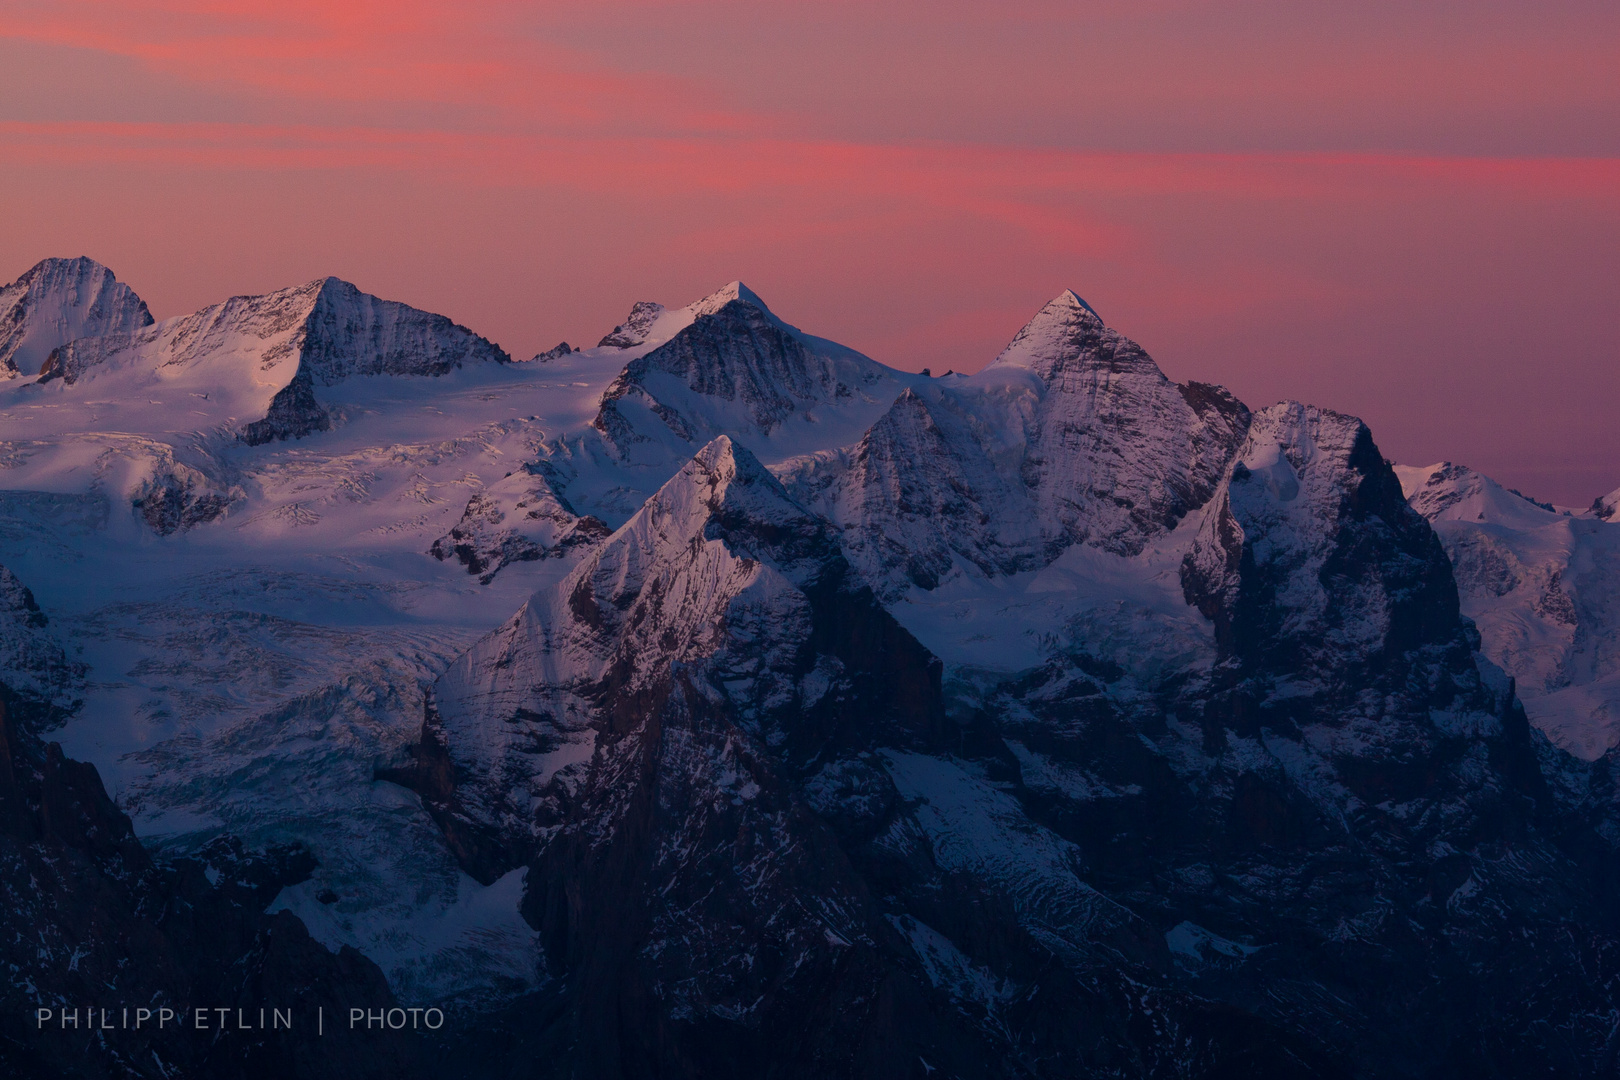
[2,1,1616,502]
[9,250,1611,509]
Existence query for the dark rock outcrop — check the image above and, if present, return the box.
[429,468,609,583]
[0,691,421,1079]
[0,562,417,1079]
[132,464,239,534]
[241,364,332,445]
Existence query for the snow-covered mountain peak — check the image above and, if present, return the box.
[572,435,833,608]
[429,435,850,853]
[576,286,917,498]
[783,295,1250,597]
[595,281,776,354]
[1398,461,1620,759]
[0,256,153,378]
[1394,461,1563,527]
[25,274,509,443]
[689,280,770,319]
[1184,400,1467,687]
[983,288,1111,379]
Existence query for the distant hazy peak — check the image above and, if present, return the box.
[597,301,667,349]
[0,256,153,378]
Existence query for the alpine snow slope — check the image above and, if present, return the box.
[2,255,1619,1080]
[1397,462,1620,760]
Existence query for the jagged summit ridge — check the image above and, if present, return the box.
[0,256,153,378]
[4,262,1620,1075]
[1183,401,1466,680]
[441,434,838,723]
[563,282,918,520]
[33,273,509,443]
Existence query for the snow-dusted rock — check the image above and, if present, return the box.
[0,257,152,379]
[412,437,1209,1074]
[1591,483,1620,521]
[1184,403,1464,683]
[589,283,916,466]
[524,282,926,531]
[38,276,509,444]
[430,467,609,582]
[529,341,572,362]
[2,261,1618,1075]
[1398,461,1620,759]
[784,290,1250,597]
[425,435,944,874]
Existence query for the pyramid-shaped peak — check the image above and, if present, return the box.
[596,282,782,351]
[988,288,1134,378]
[667,434,788,507]
[636,433,823,546]
[694,432,741,470]
[1055,289,1100,319]
[315,275,359,294]
[573,432,832,612]
[4,256,141,301]
[688,280,772,319]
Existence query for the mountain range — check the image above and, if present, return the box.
[1,256,1617,1079]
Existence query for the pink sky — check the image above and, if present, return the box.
[1,1,1616,502]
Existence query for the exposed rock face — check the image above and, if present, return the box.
[37,276,509,444]
[399,438,1347,1077]
[430,468,610,582]
[530,341,572,362]
[0,257,153,378]
[241,363,332,444]
[0,563,83,726]
[956,403,1619,1077]
[8,268,1620,1078]
[1593,484,1620,521]
[296,277,509,383]
[425,437,947,877]
[596,300,666,349]
[409,440,1028,1074]
[0,700,421,1079]
[0,562,418,1078]
[589,284,911,466]
[419,410,1620,1077]
[784,291,1251,597]
[1183,402,1463,680]
[132,460,239,535]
